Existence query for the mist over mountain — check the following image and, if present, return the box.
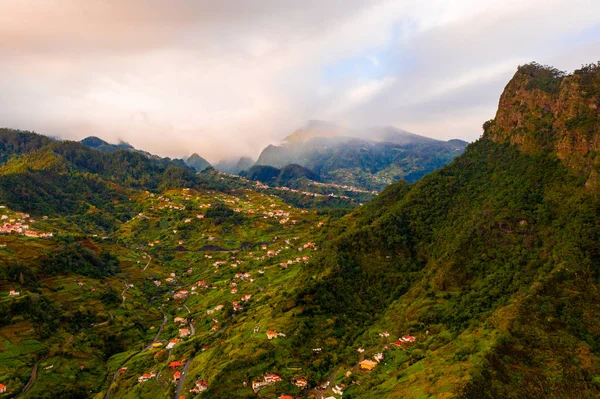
[185,153,212,172]
[214,156,255,174]
[256,121,467,190]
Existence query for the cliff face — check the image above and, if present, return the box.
[485,62,600,182]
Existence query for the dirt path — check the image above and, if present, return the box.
[142,254,152,271]
[121,282,129,305]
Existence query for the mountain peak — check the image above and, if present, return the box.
[283,120,345,143]
[484,61,600,172]
[186,153,211,171]
[80,136,109,148]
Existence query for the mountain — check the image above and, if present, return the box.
[256,121,467,190]
[80,136,135,152]
[214,156,255,174]
[241,164,320,186]
[185,152,212,172]
[284,62,600,398]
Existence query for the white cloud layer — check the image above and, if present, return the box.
[0,0,598,161]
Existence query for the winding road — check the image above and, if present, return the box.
[145,313,168,351]
[173,358,192,399]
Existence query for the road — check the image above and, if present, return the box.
[183,305,195,336]
[144,313,168,351]
[173,358,192,399]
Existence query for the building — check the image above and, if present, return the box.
[169,361,183,370]
[0,384,6,393]
[267,331,278,340]
[264,374,282,383]
[174,317,187,325]
[174,371,181,381]
[293,377,308,388]
[190,380,208,393]
[179,328,191,337]
[167,339,179,349]
[252,380,270,392]
[401,334,416,343]
[138,371,156,383]
[173,290,189,300]
[9,290,19,297]
[359,360,378,371]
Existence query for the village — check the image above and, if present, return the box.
[0,210,53,238]
[0,187,421,399]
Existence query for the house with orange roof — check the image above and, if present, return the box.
[359,359,377,371]
[0,383,6,393]
[173,371,181,381]
[169,361,183,370]
[267,331,278,340]
[179,328,191,337]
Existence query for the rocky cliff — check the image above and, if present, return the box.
[485,62,600,185]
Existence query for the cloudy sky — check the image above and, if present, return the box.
[1,0,599,162]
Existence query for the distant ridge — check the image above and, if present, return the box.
[255,120,467,190]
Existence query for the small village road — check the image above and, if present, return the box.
[173,358,192,399]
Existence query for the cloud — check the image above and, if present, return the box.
[0,0,598,161]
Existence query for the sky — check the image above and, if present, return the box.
[0,0,599,162]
